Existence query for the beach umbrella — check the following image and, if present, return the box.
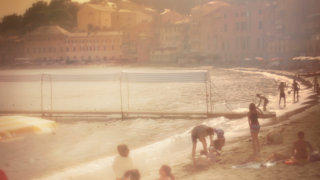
[255,57,263,61]
[271,57,281,61]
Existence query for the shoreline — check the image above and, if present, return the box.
[173,69,319,179]
[175,105,320,180]
[0,67,318,180]
[37,68,317,180]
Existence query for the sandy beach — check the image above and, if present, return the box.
[174,76,320,180]
[0,67,319,180]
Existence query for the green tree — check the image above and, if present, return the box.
[47,0,79,30]
[0,14,23,36]
[22,1,50,32]
[0,0,79,36]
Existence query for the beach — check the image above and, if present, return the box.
[0,67,319,180]
[176,104,320,180]
[173,69,320,180]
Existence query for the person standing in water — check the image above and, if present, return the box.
[256,94,269,111]
[278,82,286,107]
[313,76,318,93]
[248,103,263,157]
[292,79,300,102]
[191,125,215,165]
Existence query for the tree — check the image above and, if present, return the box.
[47,0,79,30]
[0,14,23,36]
[0,0,79,36]
[22,1,50,32]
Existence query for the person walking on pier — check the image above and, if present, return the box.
[191,125,215,166]
[248,103,262,157]
[278,82,286,107]
[292,79,300,102]
[256,94,269,111]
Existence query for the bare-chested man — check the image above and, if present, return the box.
[292,79,300,102]
[278,82,286,107]
[191,125,214,165]
[292,131,313,163]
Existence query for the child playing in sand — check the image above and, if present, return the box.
[213,128,225,152]
[207,145,221,163]
[285,131,314,165]
[256,94,269,111]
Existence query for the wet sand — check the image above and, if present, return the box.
[173,71,320,180]
[0,67,318,179]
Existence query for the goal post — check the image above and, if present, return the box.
[0,70,214,119]
[121,70,213,117]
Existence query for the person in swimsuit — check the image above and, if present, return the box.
[292,79,300,102]
[191,125,214,165]
[313,76,318,92]
[248,103,262,156]
[256,94,269,111]
[278,82,286,107]
[292,131,313,163]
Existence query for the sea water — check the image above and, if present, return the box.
[0,67,310,180]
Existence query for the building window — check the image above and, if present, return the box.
[241,22,247,31]
[66,47,69,52]
[224,24,228,32]
[258,9,262,15]
[259,21,263,29]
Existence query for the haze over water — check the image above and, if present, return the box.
[0,67,305,179]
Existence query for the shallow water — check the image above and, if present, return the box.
[0,67,307,180]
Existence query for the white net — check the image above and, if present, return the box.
[0,70,211,116]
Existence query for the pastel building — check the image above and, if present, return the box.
[22,26,123,63]
[77,3,117,31]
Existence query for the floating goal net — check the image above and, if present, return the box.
[0,70,213,118]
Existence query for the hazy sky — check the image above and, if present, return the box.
[0,0,89,19]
